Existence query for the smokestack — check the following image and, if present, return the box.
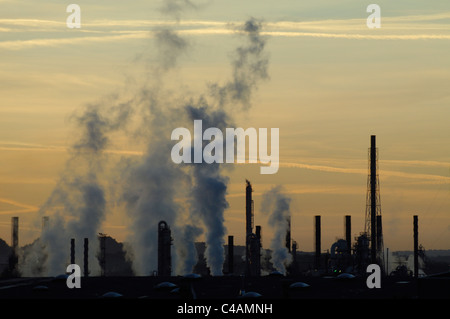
[255,225,261,241]
[70,238,75,265]
[245,180,254,276]
[292,240,297,265]
[246,180,254,239]
[315,215,321,270]
[84,238,88,277]
[286,215,291,253]
[99,234,106,277]
[413,215,419,278]
[10,217,19,274]
[248,227,262,277]
[11,217,18,252]
[228,235,234,274]
[345,215,351,253]
[158,221,172,276]
[370,135,377,264]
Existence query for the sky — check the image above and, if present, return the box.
[1,0,450,259]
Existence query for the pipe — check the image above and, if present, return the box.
[315,215,321,270]
[345,215,351,253]
[71,238,75,265]
[84,238,89,277]
[228,235,234,274]
[414,215,419,278]
[370,135,377,264]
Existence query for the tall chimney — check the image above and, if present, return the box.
[99,234,106,277]
[245,180,254,276]
[158,221,172,276]
[10,217,19,274]
[413,215,419,278]
[228,235,234,274]
[84,238,89,277]
[292,240,297,265]
[255,225,261,241]
[246,180,254,238]
[11,217,18,252]
[250,226,262,276]
[345,215,351,253]
[370,135,377,264]
[285,215,291,253]
[314,215,321,270]
[70,238,75,265]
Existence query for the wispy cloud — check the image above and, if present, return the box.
[281,161,450,183]
[382,159,450,168]
[0,32,150,50]
[262,31,450,40]
[0,141,146,160]
[0,198,39,215]
[0,12,449,50]
[0,142,65,152]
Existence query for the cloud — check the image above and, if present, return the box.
[0,198,39,215]
[1,12,449,50]
[0,141,144,157]
[281,161,450,182]
[263,31,450,40]
[383,159,450,168]
[0,32,150,50]
[0,142,65,152]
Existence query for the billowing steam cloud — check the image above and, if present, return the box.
[29,100,132,276]
[184,105,230,276]
[261,185,293,274]
[175,19,269,275]
[24,0,269,277]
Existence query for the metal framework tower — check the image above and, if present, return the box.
[364,135,384,267]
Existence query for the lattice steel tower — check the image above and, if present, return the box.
[364,135,384,268]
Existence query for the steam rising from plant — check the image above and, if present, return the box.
[261,185,293,274]
[23,0,269,277]
[33,101,131,276]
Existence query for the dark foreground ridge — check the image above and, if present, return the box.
[0,272,448,300]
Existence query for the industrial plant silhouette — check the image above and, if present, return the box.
[0,135,449,300]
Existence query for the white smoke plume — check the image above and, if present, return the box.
[261,185,293,274]
[32,100,132,276]
[24,0,270,277]
[175,18,269,275]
